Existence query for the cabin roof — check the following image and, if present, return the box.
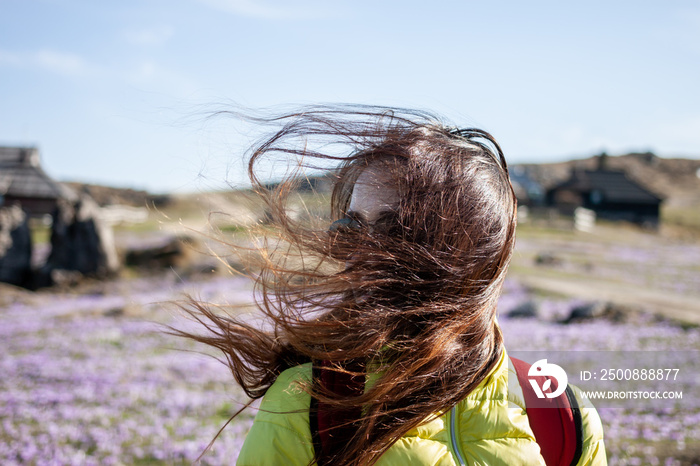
[550,169,662,205]
[0,147,77,201]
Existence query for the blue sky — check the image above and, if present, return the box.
[2,0,699,193]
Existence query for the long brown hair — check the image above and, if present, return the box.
[177,105,517,466]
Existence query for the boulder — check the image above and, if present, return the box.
[563,301,608,323]
[39,195,119,286]
[0,205,32,287]
[534,251,562,267]
[124,235,198,271]
[507,300,539,319]
[561,301,638,324]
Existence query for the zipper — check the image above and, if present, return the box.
[449,406,467,466]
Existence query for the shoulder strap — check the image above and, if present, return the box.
[510,357,584,466]
[310,359,365,466]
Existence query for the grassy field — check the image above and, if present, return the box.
[3,205,700,465]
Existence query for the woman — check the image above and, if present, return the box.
[181,106,606,465]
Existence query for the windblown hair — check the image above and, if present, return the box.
[179,105,517,466]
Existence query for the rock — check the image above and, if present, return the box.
[560,300,644,325]
[103,304,143,318]
[563,301,608,323]
[604,302,641,324]
[124,235,198,270]
[507,300,539,319]
[0,205,33,288]
[534,252,562,267]
[39,195,119,286]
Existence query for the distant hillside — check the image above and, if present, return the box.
[63,153,700,215]
[518,152,700,208]
[63,182,172,208]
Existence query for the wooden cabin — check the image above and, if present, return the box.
[0,147,77,217]
[546,158,663,226]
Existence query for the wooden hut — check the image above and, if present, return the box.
[546,156,663,226]
[0,146,77,216]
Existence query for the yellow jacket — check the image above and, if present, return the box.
[237,349,606,465]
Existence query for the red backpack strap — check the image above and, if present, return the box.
[310,359,365,466]
[510,357,583,466]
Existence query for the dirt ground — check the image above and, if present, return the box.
[509,222,700,325]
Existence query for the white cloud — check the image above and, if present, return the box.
[124,26,174,47]
[34,50,94,76]
[127,60,158,82]
[0,48,95,77]
[124,60,201,95]
[196,0,342,20]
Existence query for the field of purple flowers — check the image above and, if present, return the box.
[2,225,700,465]
[1,275,257,465]
[499,280,700,465]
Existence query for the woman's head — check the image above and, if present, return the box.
[180,106,517,466]
[325,125,517,328]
